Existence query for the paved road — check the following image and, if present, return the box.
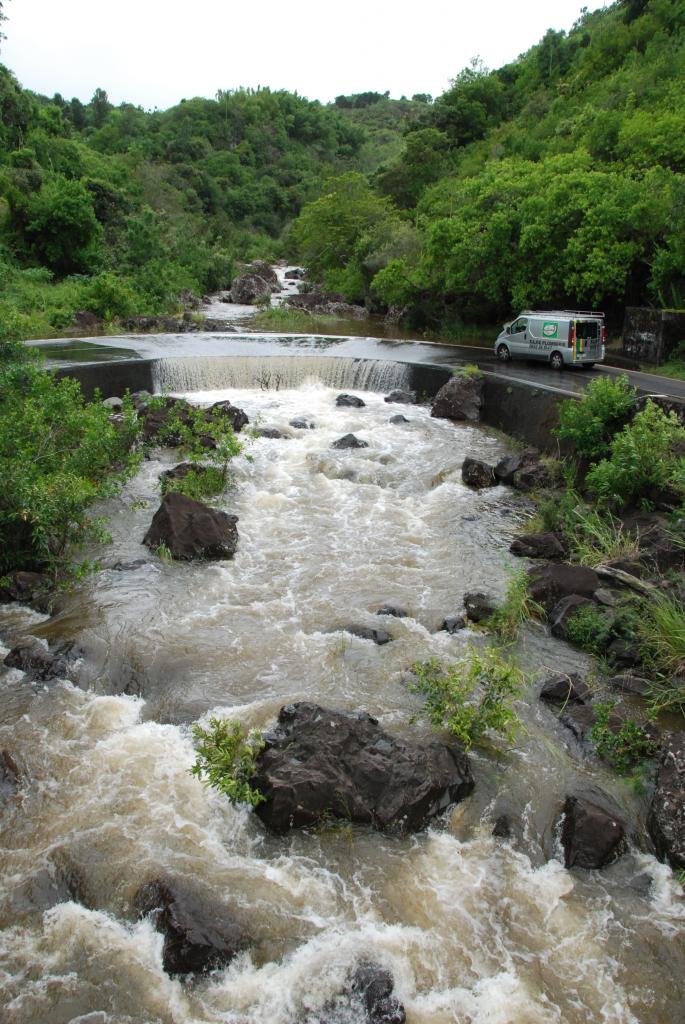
[429,344,685,399]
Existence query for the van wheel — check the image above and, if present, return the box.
[549,351,564,371]
[497,343,511,363]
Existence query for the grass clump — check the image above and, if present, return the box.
[490,569,544,643]
[640,594,685,713]
[454,363,484,380]
[566,505,640,566]
[410,647,523,750]
[190,717,266,807]
[590,700,656,775]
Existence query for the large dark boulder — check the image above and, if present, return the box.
[510,533,565,560]
[559,795,626,869]
[331,434,369,450]
[539,673,590,706]
[648,732,685,869]
[246,260,279,288]
[229,272,274,304]
[461,457,497,489]
[135,878,247,976]
[336,393,366,408]
[0,571,49,608]
[252,703,474,834]
[431,375,484,422]
[559,704,597,741]
[493,449,552,491]
[4,637,74,682]
[143,492,238,561]
[527,564,600,614]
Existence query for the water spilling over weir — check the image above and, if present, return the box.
[151,356,414,395]
[1,380,684,1024]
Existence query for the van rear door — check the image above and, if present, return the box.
[575,319,603,361]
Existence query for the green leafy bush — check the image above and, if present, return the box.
[565,604,613,655]
[585,401,685,507]
[190,717,265,806]
[556,375,637,459]
[161,466,227,502]
[0,361,141,576]
[410,647,523,749]
[151,400,245,491]
[590,700,655,774]
[640,593,685,702]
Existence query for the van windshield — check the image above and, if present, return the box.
[576,321,601,341]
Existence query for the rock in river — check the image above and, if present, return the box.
[431,374,484,422]
[559,795,626,869]
[461,457,497,489]
[648,732,685,869]
[527,563,600,614]
[331,433,369,450]
[143,491,238,561]
[252,703,474,834]
[336,393,366,408]
[135,878,247,976]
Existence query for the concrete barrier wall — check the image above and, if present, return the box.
[55,357,573,453]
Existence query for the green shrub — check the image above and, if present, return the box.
[565,604,613,655]
[0,362,141,576]
[590,700,655,774]
[586,401,685,508]
[556,375,638,459]
[190,717,265,806]
[454,363,484,379]
[151,400,245,488]
[490,569,544,643]
[85,271,140,320]
[160,466,227,501]
[410,647,523,750]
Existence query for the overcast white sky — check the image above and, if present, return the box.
[2,0,607,110]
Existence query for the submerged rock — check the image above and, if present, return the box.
[351,962,407,1024]
[648,732,685,869]
[559,795,626,869]
[252,702,474,834]
[344,624,393,645]
[0,750,20,802]
[492,814,512,839]
[461,457,497,489]
[336,393,366,408]
[463,591,496,623]
[431,375,484,422]
[135,878,247,976]
[494,449,551,491]
[289,417,316,430]
[254,427,287,439]
[440,615,467,634]
[143,492,238,561]
[389,414,410,424]
[331,433,369,450]
[4,637,75,682]
[376,604,407,618]
[384,390,417,405]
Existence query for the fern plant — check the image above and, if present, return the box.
[190,717,266,806]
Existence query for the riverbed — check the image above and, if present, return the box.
[1,382,683,1024]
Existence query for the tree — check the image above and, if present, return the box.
[89,87,111,128]
[23,176,102,274]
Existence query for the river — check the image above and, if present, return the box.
[0,371,684,1022]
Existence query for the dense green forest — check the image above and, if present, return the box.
[1,0,684,342]
[292,0,685,331]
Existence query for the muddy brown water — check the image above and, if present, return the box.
[0,371,683,1024]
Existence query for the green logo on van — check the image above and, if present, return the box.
[542,321,559,338]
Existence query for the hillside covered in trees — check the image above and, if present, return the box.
[292,0,685,332]
[0,0,684,340]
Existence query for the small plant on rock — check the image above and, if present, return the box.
[410,647,523,750]
[190,717,266,807]
[565,604,613,656]
[590,700,655,774]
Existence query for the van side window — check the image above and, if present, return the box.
[511,318,527,333]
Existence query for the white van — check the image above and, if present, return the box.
[494,310,605,369]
